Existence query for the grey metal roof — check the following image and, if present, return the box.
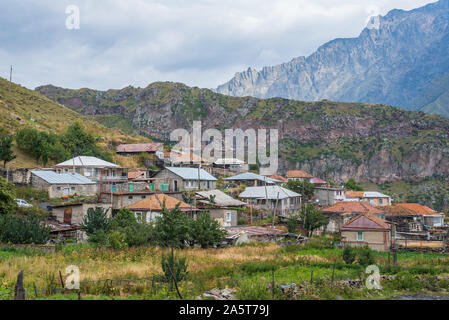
[196,190,246,207]
[31,170,96,185]
[225,172,279,184]
[54,156,121,168]
[363,191,391,198]
[165,167,217,181]
[239,186,301,200]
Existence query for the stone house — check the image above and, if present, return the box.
[127,193,199,223]
[30,170,98,198]
[116,143,164,158]
[51,203,112,226]
[152,167,217,191]
[195,190,246,227]
[320,202,386,233]
[314,186,346,206]
[285,170,313,182]
[341,213,393,252]
[238,185,302,217]
[345,191,392,207]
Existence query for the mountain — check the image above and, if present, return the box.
[36,82,449,184]
[216,0,449,118]
[0,77,149,168]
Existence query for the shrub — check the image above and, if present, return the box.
[342,246,356,264]
[108,230,128,249]
[286,215,299,233]
[81,207,110,241]
[0,214,51,244]
[357,246,376,266]
[190,212,226,248]
[161,251,188,284]
[122,223,154,246]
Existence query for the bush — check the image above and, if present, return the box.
[161,251,188,284]
[108,230,128,249]
[190,212,226,248]
[121,223,154,246]
[81,207,110,241]
[0,214,51,244]
[286,215,299,233]
[357,246,376,266]
[342,246,356,264]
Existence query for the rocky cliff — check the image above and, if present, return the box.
[217,0,449,118]
[36,82,449,184]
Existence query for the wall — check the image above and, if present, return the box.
[342,230,391,251]
[209,208,237,227]
[0,168,31,185]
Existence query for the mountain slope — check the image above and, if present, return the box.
[0,77,149,168]
[36,81,449,184]
[217,0,449,118]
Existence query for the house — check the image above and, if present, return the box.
[116,143,164,158]
[30,170,98,198]
[341,213,393,252]
[195,190,246,227]
[225,172,280,187]
[239,185,302,216]
[152,167,217,191]
[163,150,211,167]
[226,226,288,244]
[314,186,346,206]
[127,193,199,222]
[51,203,111,226]
[345,191,392,207]
[286,170,313,181]
[53,156,128,183]
[382,203,445,241]
[310,177,328,188]
[321,202,385,233]
[213,158,249,173]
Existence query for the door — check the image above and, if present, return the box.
[173,180,178,192]
[63,188,70,196]
[63,208,72,224]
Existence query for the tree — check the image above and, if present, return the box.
[342,246,356,264]
[300,204,328,237]
[0,213,51,244]
[153,204,191,249]
[0,177,16,215]
[344,178,363,191]
[0,135,16,168]
[286,214,300,233]
[285,180,315,201]
[81,207,110,240]
[191,211,226,248]
[109,208,138,229]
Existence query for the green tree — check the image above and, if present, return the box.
[300,204,328,237]
[109,208,138,229]
[191,211,226,248]
[285,180,315,201]
[0,135,16,168]
[342,246,356,264]
[153,204,191,249]
[81,207,110,241]
[344,178,363,191]
[286,214,300,233]
[0,177,16,215]
[0,214,51,244]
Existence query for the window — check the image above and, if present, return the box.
[141,195,146,199]
[128,196,133,200]
[379,199,383,205]
[226,212,232,222]
[56,187,61,191]
[134,212,143,223]
[357,232,363,241]
[71,187,75,191]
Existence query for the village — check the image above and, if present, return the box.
[2,141,446,254]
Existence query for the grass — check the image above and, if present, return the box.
[1,240,449,300]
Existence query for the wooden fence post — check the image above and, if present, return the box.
[14,270,26,300]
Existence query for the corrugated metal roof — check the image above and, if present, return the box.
[214,158,245,165]
[31,171,96,185]
[165,167,217,181]
[239,186,301,200]
[54,156,121,168]
[196,190,246,207]
[363,191,390,198]
[225,172,279,184]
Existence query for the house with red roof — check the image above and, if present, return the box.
[341,213,393,252]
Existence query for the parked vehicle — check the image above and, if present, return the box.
[14,199,33,208]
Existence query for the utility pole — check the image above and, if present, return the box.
[273,192,279,229]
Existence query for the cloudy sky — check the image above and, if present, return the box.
[0,0,435,91]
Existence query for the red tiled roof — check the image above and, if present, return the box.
[269,175,288,182]
[128,171,145,179]
[310,177,327,184]
[321,201,384,214]
[117,143,163,153]
[383,203,444,216]
[341,214,390,231]
[286,170,313,179]
[127,194,196,211]
[345,191,365,198]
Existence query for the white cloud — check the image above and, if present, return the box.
[0,0,436,90]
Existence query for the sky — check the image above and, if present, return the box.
[0,0,436,91]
